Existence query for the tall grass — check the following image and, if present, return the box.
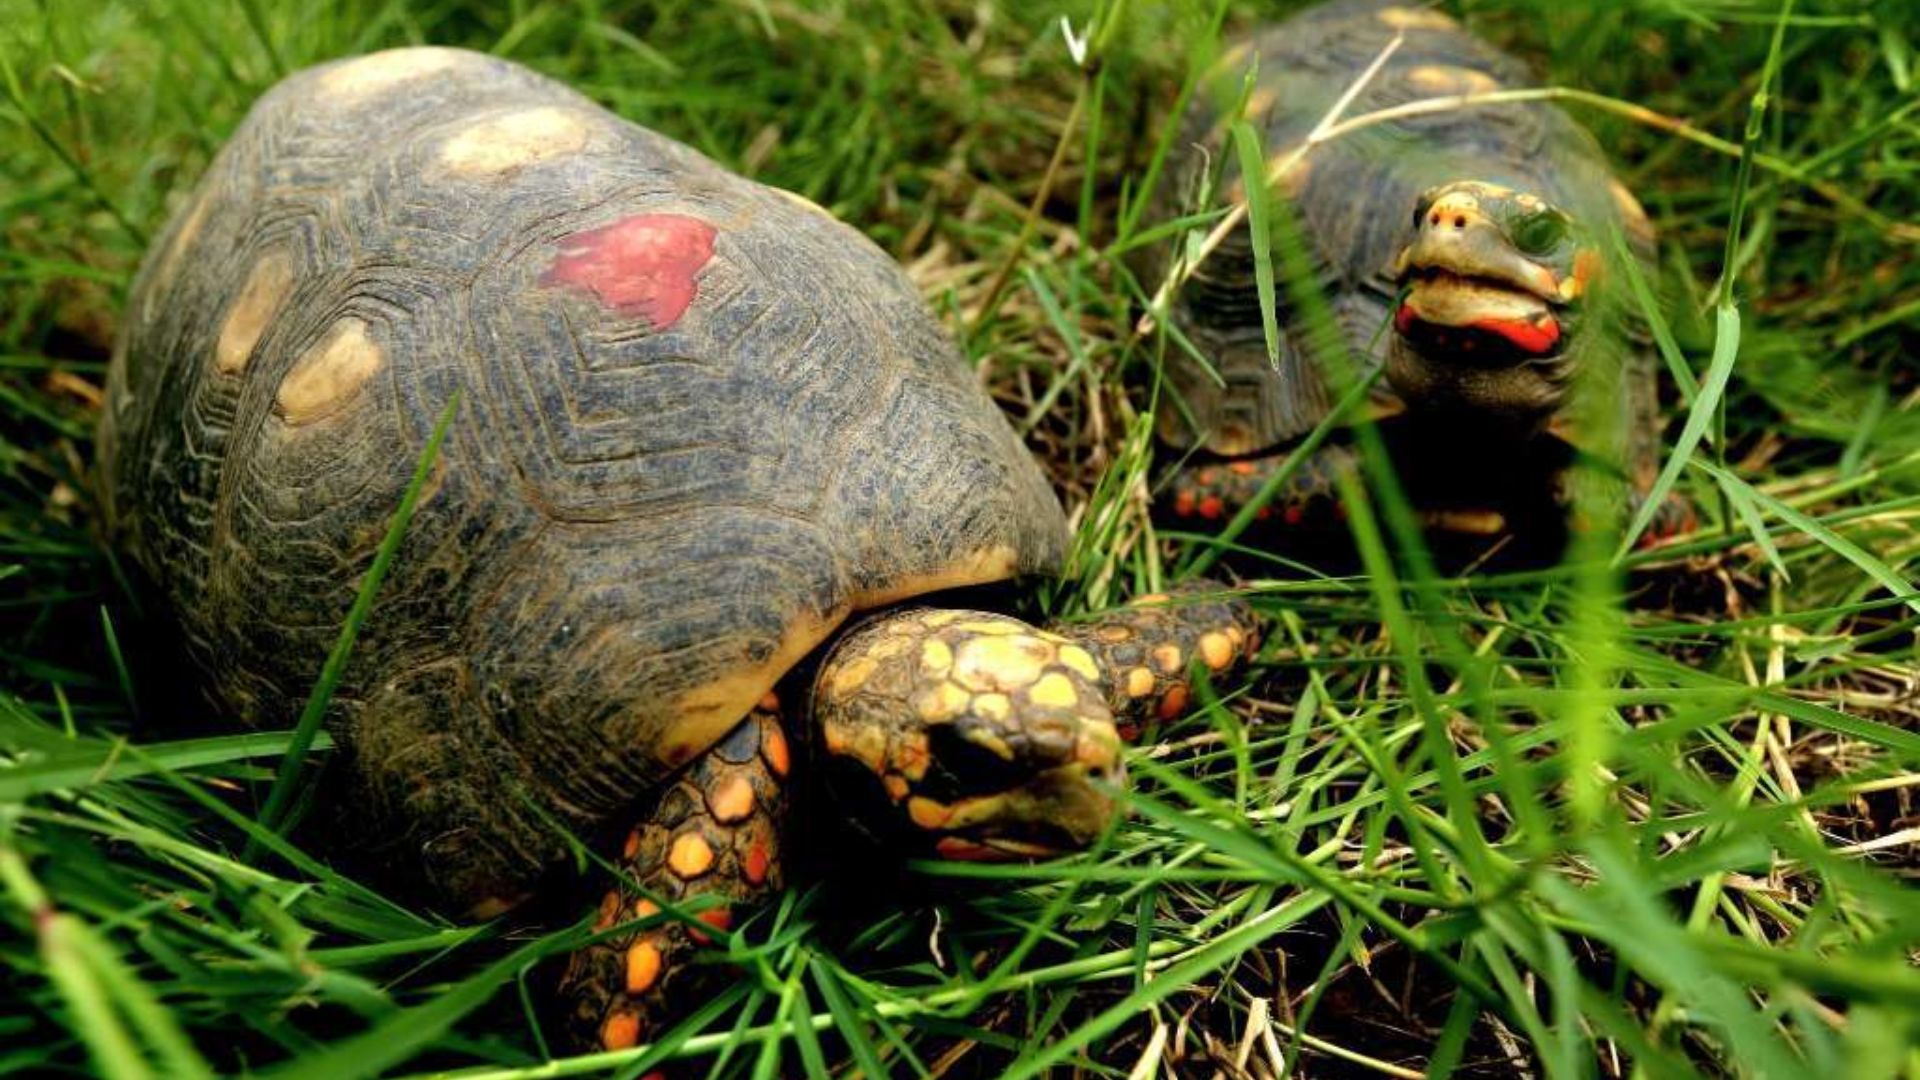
[2,1,1916,1077]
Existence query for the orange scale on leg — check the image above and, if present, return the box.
[1198,496,1224,520]
[602,1010,642,1051]
[1173,489,1196,517]
[1156,684,1190,721]
[743,839,772,885]
[761,724,791,777]
[690,907,733,944]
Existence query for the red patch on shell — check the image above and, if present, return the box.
[541,214,716,328]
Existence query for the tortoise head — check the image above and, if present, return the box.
[811,610,1126,862]
[1387,180,1597,429]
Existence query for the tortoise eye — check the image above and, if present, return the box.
[1512,209,1570,255]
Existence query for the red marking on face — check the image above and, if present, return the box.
[1470,315,1560,354]
[542,213,716,329]
[1395,303,1417,334]
[1197,496,1224,520]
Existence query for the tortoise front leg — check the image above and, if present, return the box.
[1049,583,1261,738]
[560,707,789,1054]
[1162,445,1357,528]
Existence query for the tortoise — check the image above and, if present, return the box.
[1144,0,1694,553]
[97,47,1260,1052]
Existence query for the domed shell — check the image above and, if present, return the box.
[99,47,1067,906]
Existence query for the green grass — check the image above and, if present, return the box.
[3,0,1918,1076]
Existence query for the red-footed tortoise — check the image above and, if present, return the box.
[98,47,1259,1051]
[1145,0,1694,551]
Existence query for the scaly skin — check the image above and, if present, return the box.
[564,584,1260,1053]
[561,707,788,1056]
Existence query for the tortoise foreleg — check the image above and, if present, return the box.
[1047,582,1260,739]
[1162,444,1357,529]
[560,707,788,1054]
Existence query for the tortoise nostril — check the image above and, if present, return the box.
[1428,212,1440,226]
[1453,215,1467,229]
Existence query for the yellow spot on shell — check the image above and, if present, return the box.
[439,106,590,175]
[952,634,1050,693]
[275,318,382,425]
[923,612,962,627]
[1125,667,1156,699]
[1152,644,1184,674]
[914,681,971,723]
[1378,6,1458,30]
[1406,65,1500,96]
[1028,672,1080,709]
[1199,632,1235,671]
[1057,645,1100,682]
[321,47,469,101]
[667,832,714,879]
[956,619,1021,636]
[215,252,293,376]
[920,639,953,676]
[865,635,910,661]
[972,693,1011,722]
[633,899,660,920]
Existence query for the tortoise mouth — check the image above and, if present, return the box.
[1395,267,1565,366]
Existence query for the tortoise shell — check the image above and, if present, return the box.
[98,47,1067,907]
[1147,0,1658,465]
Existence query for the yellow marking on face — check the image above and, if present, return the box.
[1028,672,1080,709]
[321,47,468,101]
[908,796,952,829]
[1378,6,1459,30]
[1125,667,1156,699]
[1057,645,1100,682]
[913,680,972,723]
[920,639,953,677]
[1152,644,1184,674]
[972,693,1011,722]
[827,656,878,701]
[215,251,293,376]
[1406,64,1500,96]
[1199,632,1235,671]
[707,775,755,823]
[439,106,591,175]
[822,720,849,755]
[1562,247,1601,302]
[893,733,931,780]
[865,635,910,661]
[601,1011,642,1051]
[1425,191,1487,227]
[952,634,1049,693]
[275,318,382,425]
[667,832,715,879]
[625,938,663,994]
